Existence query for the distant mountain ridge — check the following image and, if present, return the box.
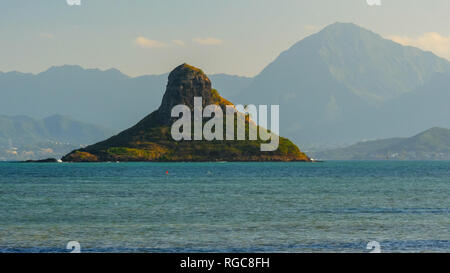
[236,22,450,146]
[314,127,450,160]
[0,65,251,131]
[2,22,450,148]
[0,114,113,161]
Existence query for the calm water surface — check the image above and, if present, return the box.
[0,161,449,252]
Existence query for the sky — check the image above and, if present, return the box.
[0,0,449,77]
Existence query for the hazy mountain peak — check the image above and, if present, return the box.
[1,71,33,77]
[44,114,71,122]
[237,22,450,145]
[414,127,449,137]
[255,22,450,102]
[104,67,126,76]
[41,65,85,75]
[321,22,372,32]
[38,65,129,79]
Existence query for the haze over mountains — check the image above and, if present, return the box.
[1,22,450,157]
[314,127,450,160]
[237,23,450,147]
[0,115,113,161]
[0,66,251,131]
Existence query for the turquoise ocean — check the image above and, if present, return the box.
[0,161,448,253]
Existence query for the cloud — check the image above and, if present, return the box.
[135,36,167,48]
[389,32,450,60]
[172,40,185,46]
[193,37,222,45]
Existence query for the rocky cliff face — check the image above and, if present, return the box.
[62,64,310,162]
[158,64,217,123]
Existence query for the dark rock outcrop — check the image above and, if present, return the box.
[157,64,216,124]
[24,158,59,163]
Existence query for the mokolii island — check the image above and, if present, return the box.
[60,64,310,162]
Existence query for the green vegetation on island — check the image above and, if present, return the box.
[63,64,309,162]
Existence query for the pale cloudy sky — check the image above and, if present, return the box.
[0,0,449,77]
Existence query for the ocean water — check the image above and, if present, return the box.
[0,161,448,253]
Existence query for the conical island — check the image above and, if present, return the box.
[62,64,310,162]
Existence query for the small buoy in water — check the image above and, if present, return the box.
[166,171,169,175]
